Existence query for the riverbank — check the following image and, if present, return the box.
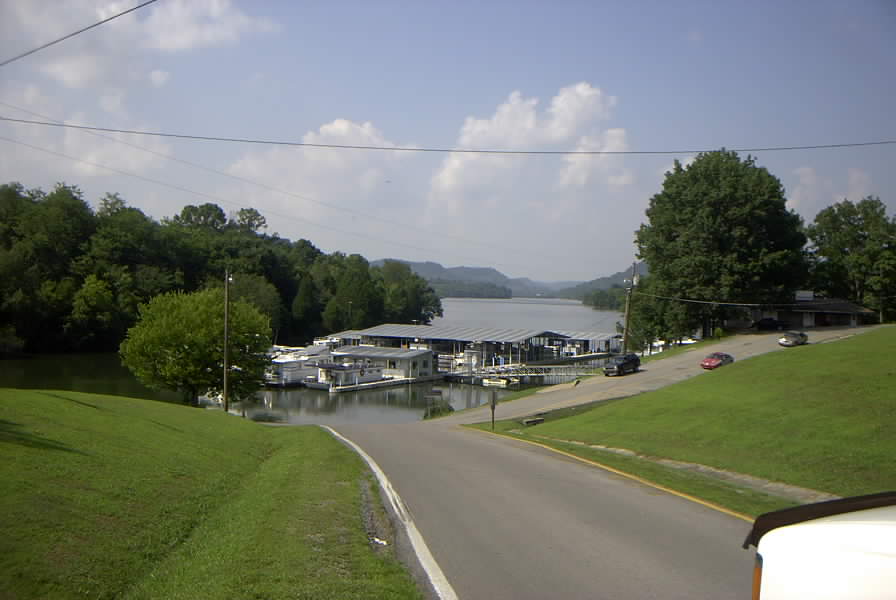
[469,325,895,517]
[0,389,422,600]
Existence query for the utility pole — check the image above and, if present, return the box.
[223,268,231,414]
[622,262,636,353]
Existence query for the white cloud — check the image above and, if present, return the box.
[38,54,103,89]
[787,166,874,219]
[226,118,409,225]
[421,83,639,271]
[2,0,275,108]
[431,83,625,201]
[142,0,278,51]
[62,123,170,177]
[0,83,170,181]
[149,69,170,87]
[558,128,630,188]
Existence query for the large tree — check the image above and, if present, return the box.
[376,260,443,324]
[635,150,808,334]
[120,288,271,404]
[807,196,895,318]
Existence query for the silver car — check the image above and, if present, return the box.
[778,331,808,347]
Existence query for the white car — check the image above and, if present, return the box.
[743,492,896,599]
[778,331,808,347]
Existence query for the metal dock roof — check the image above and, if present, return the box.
[327,324,616,344]
[331,345,432,359]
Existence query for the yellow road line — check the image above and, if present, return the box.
[463,425,754,523]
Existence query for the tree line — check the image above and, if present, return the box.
[0,182,442,354]
[624,150,895,351]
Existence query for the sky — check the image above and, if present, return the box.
[1,0,894,283]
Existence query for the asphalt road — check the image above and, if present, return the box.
[334,327,878,599]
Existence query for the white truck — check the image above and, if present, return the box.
[742,492,896,599]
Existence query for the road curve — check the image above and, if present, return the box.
[334,327,879,599]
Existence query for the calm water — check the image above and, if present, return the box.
[434,297,621,332]
[1,298,620,423]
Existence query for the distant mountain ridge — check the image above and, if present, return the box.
[371,258,644,299]
[554,262,649,299]
[371,259,581,297]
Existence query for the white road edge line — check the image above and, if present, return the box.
[323,426,459,600]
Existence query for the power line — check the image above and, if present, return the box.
[0,100,549,262]
[634,290,863,309]
[0,1,160,68]
[0,102,572,271]
[0,133,549,273]
[2,116,894,155]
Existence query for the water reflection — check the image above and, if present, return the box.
[238,381,515,425]
[0,353,181,403]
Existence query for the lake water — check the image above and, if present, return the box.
[434,297,621,332]
[1,298,621,424]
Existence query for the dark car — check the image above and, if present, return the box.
[700,352,734,370]
[752,317,790,331]
[604,353,640,376]
[778,331,809,347]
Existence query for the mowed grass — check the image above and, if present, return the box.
[0,389,421,600]
[473,326,895,516]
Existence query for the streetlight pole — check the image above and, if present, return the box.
[223,268,231,414]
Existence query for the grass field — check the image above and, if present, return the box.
[472,326,895,516]
[0,389,422,600]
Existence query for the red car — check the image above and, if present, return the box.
[701,352,734,370]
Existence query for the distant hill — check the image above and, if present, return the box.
[372,258,647,299]
[555,262,650,299]
[371,259,582,298]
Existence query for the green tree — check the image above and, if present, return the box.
[0,183,96,349]
[635,150,808,335]
[321,255,386,331]
[120,288,271,404]
[205,272,287,343]
[233,207,267,233]
[291,272,323,341]
[169,203,227,231]
[377,260,443,323]
[807,196,895,317]
[583,286,626,310]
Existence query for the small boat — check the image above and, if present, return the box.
[482,377,509,388]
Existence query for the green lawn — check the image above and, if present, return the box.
[0,389,422,600]
[473,326,896,516]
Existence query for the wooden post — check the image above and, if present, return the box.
[223,268,230,414]
[622,262,636,353]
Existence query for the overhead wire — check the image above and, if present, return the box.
[1,116,894,155]
[633,290,863,308]
[0,101,558,264]
[0,0,160,68]
[0,133,553,273]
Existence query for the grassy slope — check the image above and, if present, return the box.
[475,326,895,515]
[0,389,421,600]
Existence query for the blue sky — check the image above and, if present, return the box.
[1,0,893,282]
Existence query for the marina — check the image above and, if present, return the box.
[266,321,619,393]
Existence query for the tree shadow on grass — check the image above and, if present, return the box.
[38,391,104,410]
[0,419,87,454]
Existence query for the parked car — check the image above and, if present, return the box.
[752,318,790,331]
[778,331,808,347]
[742,491,896,599]
[700,352,734,370]
[603,353,640,376]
